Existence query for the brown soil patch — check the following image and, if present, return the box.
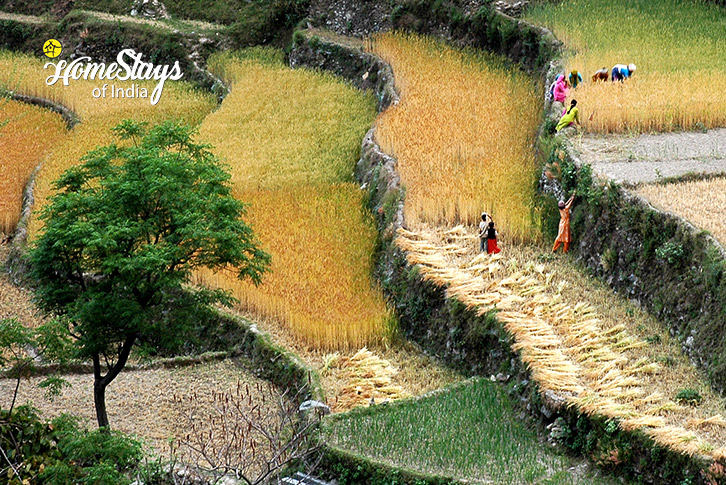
[572,129,726,185]
[0,359,277,454]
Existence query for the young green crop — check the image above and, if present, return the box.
[325,378,611,484]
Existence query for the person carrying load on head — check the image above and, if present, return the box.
[568,70,583,88]
[486,221,501,255]
[592,67,609,82]
[553,194,576,253]
[612,63,636,82]
[556,99,581,132]
[478,212,492,252]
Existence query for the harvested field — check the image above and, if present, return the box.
[0,243,44,329]
[232,307,462,413]
[572,129,726,185]
[0,359,279,454]
[396,225,726,459]
[636,177,726,247]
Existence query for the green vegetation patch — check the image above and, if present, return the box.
[324,378,608,484]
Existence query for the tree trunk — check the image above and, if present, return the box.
[91,335,136,431]
[94,378,110,429]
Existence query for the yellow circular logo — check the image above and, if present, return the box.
[43,39,62,59]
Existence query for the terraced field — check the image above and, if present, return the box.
[358,24,726,474]
[3,1,726,480]
[194,48,390,351]
[636,176,726,247]
[397,226,726,459]
[370,32,542,241]
[526,0,726,133]
[0,51,217,238]
[0,359,280,454]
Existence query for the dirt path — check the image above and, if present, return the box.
[0,11,46,24]
[85,10,221,33]
[0,9,222,33]
[571,128,726,184]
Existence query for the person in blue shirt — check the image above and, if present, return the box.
[568,70,583,88]
[612,63,637,82]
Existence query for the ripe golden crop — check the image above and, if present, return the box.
[0,100,67,233]
[196,49,389,350]
[369,32,542,241]
[637,177,726,247]
[0,50,216,238]
[526,0,726,133]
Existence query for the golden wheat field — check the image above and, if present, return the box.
[0,99,67,233]
[397,225,726,459]
[195,48,389,350]
[637,177,726,247]
[369,32,542,240]
[526,0,726,133]
[0,51,216,238]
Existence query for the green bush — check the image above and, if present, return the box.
[0,406,151,485]
[655,241,685,266]
[674,388,703,406]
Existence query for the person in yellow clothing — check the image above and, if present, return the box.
[556,99,580,132]
[553,194,576,253]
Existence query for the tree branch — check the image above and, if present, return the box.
[100,334,136,386]
[0,443,20,480]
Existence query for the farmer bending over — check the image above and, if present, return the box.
[556,100,580,132]
[612,63,636,82]
[568,70,583,88]
[553,194,576,253]
[592,67,609,82]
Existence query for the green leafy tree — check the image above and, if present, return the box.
[29,120,270,429]
[0,317,71,414]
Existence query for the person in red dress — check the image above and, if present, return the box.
[553,194,576,253]
[486,221,501,255]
